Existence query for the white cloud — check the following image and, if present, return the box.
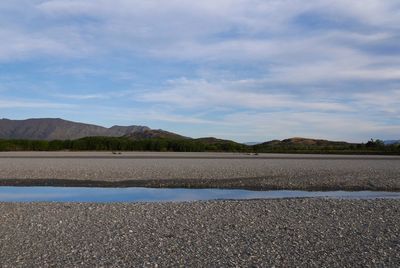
[0,2,398,80]
[0,0,398,62]
[2,0,399,88]
[53,94,107,100]
[0,99,75,109]
[137,78,353,112]
[0,29,72,61]
[52,89,138,101]
[131,77,399,141]
[354,90,400,115]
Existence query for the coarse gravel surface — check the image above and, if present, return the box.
[0,152,399,191]
[0,199,399,267]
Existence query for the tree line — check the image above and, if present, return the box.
[0,136,247,152]
[0,137,398,154]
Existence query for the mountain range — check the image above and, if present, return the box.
[0,118,248,146]
[1,118,396,148]
[0,118,149,140]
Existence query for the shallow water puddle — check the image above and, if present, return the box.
[0,187,399,202]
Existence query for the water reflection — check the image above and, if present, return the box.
[0,187,399,203]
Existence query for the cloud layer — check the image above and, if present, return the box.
[0,0,399,142]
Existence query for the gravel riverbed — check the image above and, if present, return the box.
[1,199,399,267]
[1,152,399,267]
[0,152,399,190]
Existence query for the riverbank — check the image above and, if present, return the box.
[1,199,399,267]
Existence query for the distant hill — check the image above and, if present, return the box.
[194,137,247,150]
[254,137,352,151]
[277,137,349,146]
[125,129,189,140]
[0,118,150,140]
[124,133,246,151]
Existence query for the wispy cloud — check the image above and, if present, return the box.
[137,78,354,112]
[0,99,75,109]
[53,94,107,100]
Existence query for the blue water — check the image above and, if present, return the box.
[0,187,399,202]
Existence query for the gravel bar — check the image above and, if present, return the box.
[0,152,399,191]
[0,199,399,267]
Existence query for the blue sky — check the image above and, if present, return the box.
[1,0,399,142]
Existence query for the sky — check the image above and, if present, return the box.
[1,0,400,143]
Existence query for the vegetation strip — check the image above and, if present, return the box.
[1,155,399,160]
[0,136,399,154]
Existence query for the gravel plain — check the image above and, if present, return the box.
[0,152,399,190]
[1,152,399,267]
[0,199,399,267]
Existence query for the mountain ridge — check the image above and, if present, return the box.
[0,118,150,140]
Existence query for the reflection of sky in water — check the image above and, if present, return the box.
[0,187,399,203]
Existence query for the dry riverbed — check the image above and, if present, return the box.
[0,152,399,191]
